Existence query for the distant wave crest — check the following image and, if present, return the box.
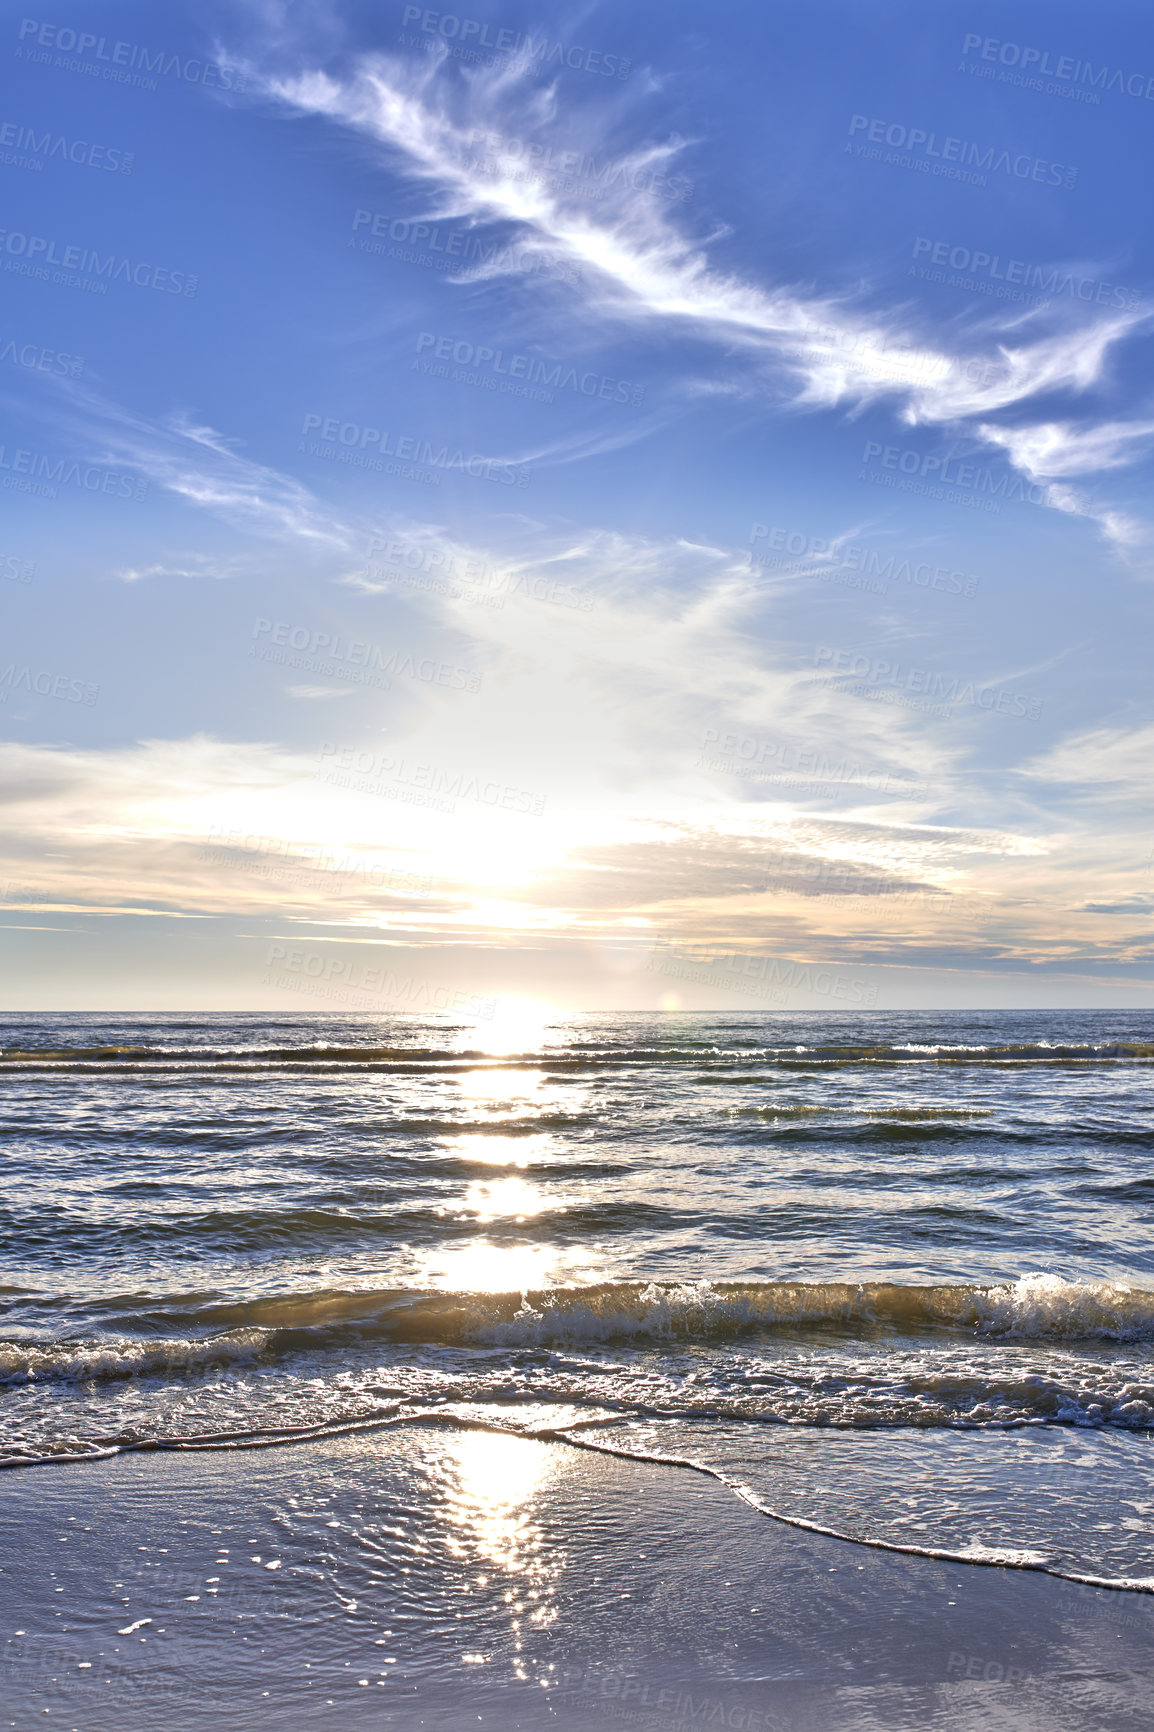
[2,1039,1152,1072]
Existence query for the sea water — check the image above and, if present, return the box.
[3,1009,1154,1592]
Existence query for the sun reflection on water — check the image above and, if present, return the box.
[411,1237,605,1293]
[415,1240,562,1293]
[441,1132,555,1168]
[446,1430,555,1564]
[434,1430,561,1678]
[462,1175,552,1222]
[454,997,559,1058]
[456,1068,545,1105]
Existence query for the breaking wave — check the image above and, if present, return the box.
[0,1330,266,1385]
[5,1276,1154,1383]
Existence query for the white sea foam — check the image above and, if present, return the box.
[0,1330,267,1385]
[473,1275,1154,1346]
[973,1275,1154,1340]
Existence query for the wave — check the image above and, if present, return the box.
[5,1362,1153,1439]
[2,1039,1152,1072]
[5,1276,1154,1372]
[733,1105,990,1119]
[474,1274,1154,1346]
[554,1427,1154,1596]
[0,1330,265,1385]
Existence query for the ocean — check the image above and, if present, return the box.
[3,1006,1154,1603]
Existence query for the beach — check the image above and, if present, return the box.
[5,1,1151,1718]
[4,1422,1153,1729]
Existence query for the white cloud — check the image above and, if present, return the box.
[262,49,1148,472]
[115,554,242,584]
[44,386,356,550]
[976,419,1154,481]
[962,420,1153,553]
[1020,723,1154,800]
[286,684,358,699]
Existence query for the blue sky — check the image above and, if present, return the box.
[2,0,1154,1011]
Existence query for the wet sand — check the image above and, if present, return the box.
[2,1421,1151,1730]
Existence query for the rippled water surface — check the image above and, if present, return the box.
[3,1008,1154,1587]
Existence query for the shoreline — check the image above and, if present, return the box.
[3,1421,1151,1729]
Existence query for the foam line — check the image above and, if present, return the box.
[5,1403,1154,1594]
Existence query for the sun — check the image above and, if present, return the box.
[455,995,558,1056]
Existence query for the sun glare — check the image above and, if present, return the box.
[450,1429,556,1519]
[462,1176,551,1221]
[467,995,558,1056]
[417,1241,562,1292]
[441,1133,555,1168]
[456,1068,545,1104]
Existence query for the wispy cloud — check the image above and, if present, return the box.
[976,419,1154,481]
[115,554,244,584]
[260,47,1150,511]
[972,420,1154,547]
[20,377,356,551]
[286,684,358,699]
[1020,723,1154,802]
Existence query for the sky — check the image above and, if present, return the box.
[2,0,1154,1012]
